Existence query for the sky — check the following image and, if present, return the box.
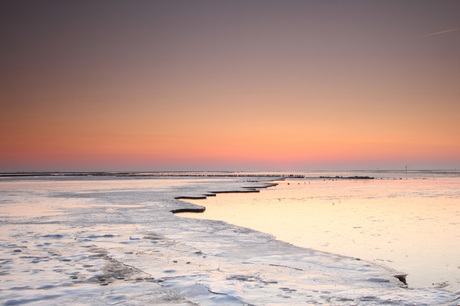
[1,1,459,172]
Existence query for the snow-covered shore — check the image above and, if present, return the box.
[0,175,458,305]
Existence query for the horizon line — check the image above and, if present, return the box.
[1,169,459,175]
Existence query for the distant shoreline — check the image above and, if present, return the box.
[1,169,459,178]
[0,171,290,178]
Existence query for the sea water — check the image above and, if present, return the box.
[184,171,460,292]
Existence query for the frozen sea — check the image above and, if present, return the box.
[0,171,459,305]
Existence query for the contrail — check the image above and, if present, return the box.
[424,28,460,37]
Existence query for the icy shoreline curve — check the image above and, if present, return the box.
[0,175,458,305]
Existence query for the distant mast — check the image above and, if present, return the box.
[405,166,407,173]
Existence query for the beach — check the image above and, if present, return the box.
[0,173,458,305]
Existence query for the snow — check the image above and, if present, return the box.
[0,175,458,305]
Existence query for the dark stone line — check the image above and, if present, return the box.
[174,196,207,200]
[319,176,374,180]
[172,180,279,215]
[171,207,206,214]
[211,190,260,194]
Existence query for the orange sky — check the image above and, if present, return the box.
[1,1,459,171]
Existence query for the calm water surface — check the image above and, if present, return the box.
[184,175,460,291]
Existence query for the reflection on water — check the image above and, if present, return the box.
[184,177,460,291]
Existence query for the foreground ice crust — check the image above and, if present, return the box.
[0,176,458,305]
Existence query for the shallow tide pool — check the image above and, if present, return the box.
[184,177,460,292]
